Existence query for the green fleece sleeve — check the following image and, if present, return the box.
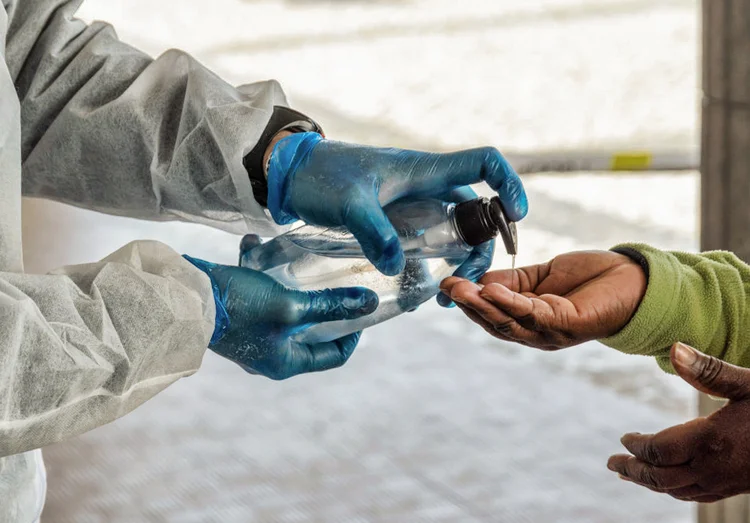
[601,244,750,373]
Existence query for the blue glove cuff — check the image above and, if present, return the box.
[182,255,231,346]
[267,132,324,225]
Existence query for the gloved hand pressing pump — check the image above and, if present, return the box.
[265,132,529,307]
[184,255,378,380]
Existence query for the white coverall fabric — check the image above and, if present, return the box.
[0,0,286,519]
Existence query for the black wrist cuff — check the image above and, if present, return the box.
[612,246,650,280]
[243,105,324,207]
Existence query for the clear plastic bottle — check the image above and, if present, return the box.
[240,197,517,344]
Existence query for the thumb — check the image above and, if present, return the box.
[671,342,750,401]
[239,234,263,265]
[298,287,379,324]
[291,331,363,376]
[239,233,289,272]
[344,198,405,276]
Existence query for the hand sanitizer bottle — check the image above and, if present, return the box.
[240,196,517,343]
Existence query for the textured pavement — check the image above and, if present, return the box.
[27,1,700,521]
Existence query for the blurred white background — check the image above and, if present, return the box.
[26,1,700,521]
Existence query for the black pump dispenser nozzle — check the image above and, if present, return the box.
[453,196,518,255]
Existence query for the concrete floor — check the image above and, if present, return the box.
[25,0,700,521]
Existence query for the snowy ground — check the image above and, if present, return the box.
[29,0,701,521]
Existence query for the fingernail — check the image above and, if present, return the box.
[343,289,379,312]
[618,474,632,482]
[342,296,365,309]
[379,248,405,277]
[674,342,698,367]
[436,292,453,308]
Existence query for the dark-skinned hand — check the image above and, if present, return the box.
[442,252,750,503]
[440,250,647,350]
[608,343,750,503]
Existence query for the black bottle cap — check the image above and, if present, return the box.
[454,196,518,255]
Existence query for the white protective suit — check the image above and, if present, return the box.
[0,1,287,520]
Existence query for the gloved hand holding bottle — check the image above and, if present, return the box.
[265,131,529,305]
[184,255,378,380]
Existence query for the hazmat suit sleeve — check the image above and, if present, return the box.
[6,0,288,236]
[0,240,215,457]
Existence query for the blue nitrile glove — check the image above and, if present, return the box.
[266,133,528,280]
[436,186,496,308]
[184,255,378,380]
